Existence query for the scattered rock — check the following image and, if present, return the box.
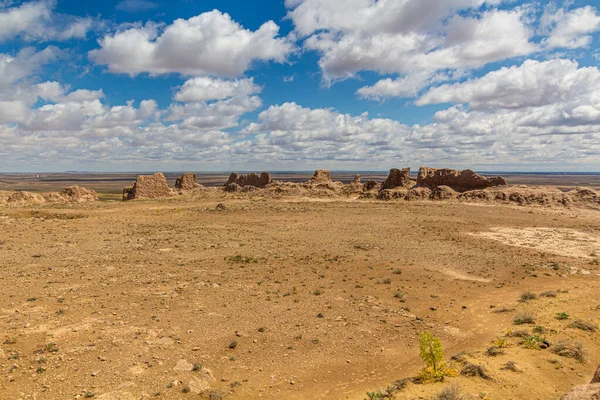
[173,359,194,372]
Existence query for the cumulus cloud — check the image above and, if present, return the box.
[286,0,535,93]
[542,5,600,49]
[417,59,600,110]
[90,10,295,77]
[286,0,600,101]
[174,77,261,102]
[0,1,95,42]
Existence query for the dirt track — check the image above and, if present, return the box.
[0,197,599,399]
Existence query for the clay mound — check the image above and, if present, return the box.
[378,189,408,201]
[430,185,458,200]
[57,186,98,203]
[309,170,332,185]
[226,172,271,188]
[123,173,174,201]
[381,168,413,190]
[560,383,600,400]
[5,191,46,206]
[364,181,381,191]
[417,167,507,190]
[405,187,432,201]
[224,183,242,193]
[345,174,365,194]
[175,173,203,191]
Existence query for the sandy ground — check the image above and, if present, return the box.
[0,196,599,399]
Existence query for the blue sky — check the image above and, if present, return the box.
[1,0,600,172]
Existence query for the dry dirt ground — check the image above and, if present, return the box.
[0,195,599,399]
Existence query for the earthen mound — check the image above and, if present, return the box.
[430,185,457,200]
[6,191,46,206]
[381,168,413,190]
[57,186,98,202]
[123,173,174,201]
[364,181,380,191]
[224,183,242,193]
[378,189,408,201]
[417,167,507,190]
[226,172,271,188]
[405,187,432,201]
[175,173,203,191]
[309,170,332,185]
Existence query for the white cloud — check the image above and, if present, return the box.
[174,77,261,102]
[417,59,600,110]
[287,0,534,90]
[90,10,295,77]
[167,95,262,130]
[0,1,95,42]
[542,5,600,49]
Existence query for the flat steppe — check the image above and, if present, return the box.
[0,176,599,399]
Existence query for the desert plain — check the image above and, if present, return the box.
[0,171,599,400]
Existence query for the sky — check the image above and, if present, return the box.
[1,0,600,172]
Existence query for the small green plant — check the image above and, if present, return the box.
[365,390,389,400]
[417,331,454,382]
[84,392,95,398]
[182,386,191,393]
[522,335,546,350]
[556,312,569,320]
[313,289,322,296]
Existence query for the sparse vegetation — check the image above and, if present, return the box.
[460,363,492,380]
[519,291,537,302]
[513,311,536,325]
[552,340,587,362]
[434,384,472,400]
[569,319,598,332]
[556,312,569,320]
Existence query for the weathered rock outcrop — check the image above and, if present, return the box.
[347,174,364,192]
[417,167,507,190]
[309,170,332,185]
[226,172,271,188]
[560,383,600,400]
[175,173,203,191]
[381,168,413,190]
[364,181,380,191]
[123,173,173,201]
